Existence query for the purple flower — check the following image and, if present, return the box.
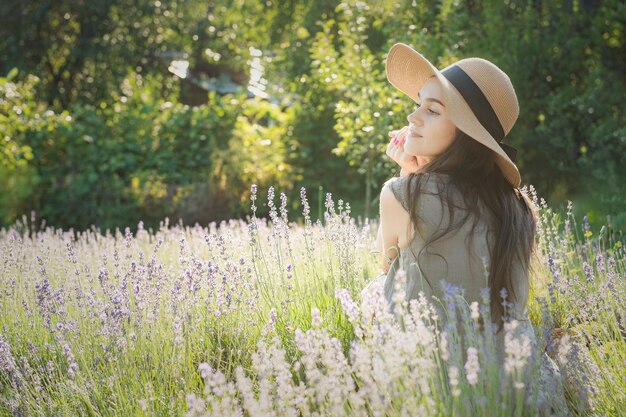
[324,193,334,211]
[564,219,572,236]
[499,287,508,300]
[0,339,18,377]
[198,362,212,379]
[125,227,133,248]
[269,308,277,326]
[480,287,490,304]
[62,344,78,379]
[583,262,594,283]
[595,254,605,273]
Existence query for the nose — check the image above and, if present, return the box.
[407,109,423,126]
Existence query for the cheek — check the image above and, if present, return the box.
[438,123,457,148]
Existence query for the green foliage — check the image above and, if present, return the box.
[0,0,277,110]
[309,0,626,228]
[0,73,45,225]
[0,71,292,230]
[0,0,624,229]
[467,0,626,229]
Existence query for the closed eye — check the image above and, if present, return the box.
[416,103,439,115]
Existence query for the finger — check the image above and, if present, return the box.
[395,126,410,144]
[390,126,408,138]
[386,141,399,156]
[400,127,409,144]
[388,129,401,139]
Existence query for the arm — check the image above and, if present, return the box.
[375,221,383,255]
[376,176,398,255]
[379,182,406,273]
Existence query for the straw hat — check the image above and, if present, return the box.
[386,43,521,187]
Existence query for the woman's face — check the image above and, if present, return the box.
[404,76,457,161]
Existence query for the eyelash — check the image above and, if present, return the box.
[415,104,439,115]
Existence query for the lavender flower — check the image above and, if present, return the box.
[583,261,594,283]
[595,254,605,274]
[324,192,334,212]
[250,184,258,215]
[300,187,311,224]
[279,192,288,223]
[0,339,19,380]
[62,344,79,379]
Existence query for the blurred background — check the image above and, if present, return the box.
[0,0,624,232]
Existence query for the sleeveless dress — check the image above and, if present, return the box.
[377,173,529,320]
[361,173,570,416]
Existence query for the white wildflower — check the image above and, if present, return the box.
[464,347,480,385]
[449,365,461,397]
[504,320,532,375]
[470,301,480,320]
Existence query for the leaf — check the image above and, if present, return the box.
[6,67,18,81]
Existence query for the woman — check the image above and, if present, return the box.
[362,43,573,415]
[374,43,535,328]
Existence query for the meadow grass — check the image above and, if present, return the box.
[0,186,624,416]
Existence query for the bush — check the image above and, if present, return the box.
[0,72,293,230]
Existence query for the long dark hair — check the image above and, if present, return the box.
[404,130,536,327]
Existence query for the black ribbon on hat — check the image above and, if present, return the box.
[441,65,517,162]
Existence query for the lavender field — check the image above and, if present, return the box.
[1,186,624,416]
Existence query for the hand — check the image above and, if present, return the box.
[386,126,420,176]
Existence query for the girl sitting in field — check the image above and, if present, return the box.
[373,42,534,336]
[362,43,591,415]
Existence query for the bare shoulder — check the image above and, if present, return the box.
[380,178,412,248]
[380,176,406,210]
[380,179,402,207]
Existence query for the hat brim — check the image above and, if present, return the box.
[386,43,521,187]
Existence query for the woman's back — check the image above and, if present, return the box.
[382,172,529,321]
